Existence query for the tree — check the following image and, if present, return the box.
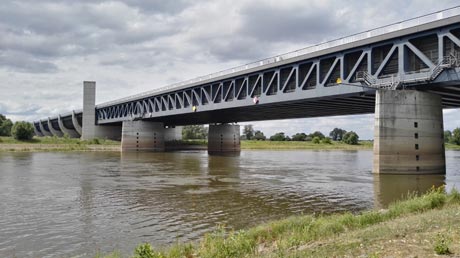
[343,131,359,145]
[11,121,34,140]
[270,132,287,141]
[312,136,321,144]
[329,128,347,141]
[253,130,266,140]
[309,131,325,140]
[451,128,460,145]
[0,114,13,136]
[444,130,452,143]
[291,133,307,141]
[182,125,208,140]
[243,124,255,140]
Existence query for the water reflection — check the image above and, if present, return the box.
[373,174,445,209]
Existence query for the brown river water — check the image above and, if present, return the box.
[0,150,459,257]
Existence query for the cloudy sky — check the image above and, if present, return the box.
[1,0,460,139]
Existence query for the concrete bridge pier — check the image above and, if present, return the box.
[208,124,241,155]
[164,126,182,142]
[373,90,445,174]
[121,120,165,152]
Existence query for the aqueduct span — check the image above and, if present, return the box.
[34,7,460,174]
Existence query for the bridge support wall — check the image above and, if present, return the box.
[373,90,445,174]
[81,81,121,140]
[72,111,82,136]
[34,126,44,137]
[208,124,241,154]
[121,120,165,152]
[58,115,80,138]
[39,121,52,137]
[164,126,182,142]
[48,118,64,137]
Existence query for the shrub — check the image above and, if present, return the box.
[322,137,332,144]
[451,128,460,145]
[133,243,157,258]
[312,136,321,144]
[434,233,451,255]
[0,115,13,136]
[11,121,34,140]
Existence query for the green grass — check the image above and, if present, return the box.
[101,186,460,258]
[0,136,120,152]
[241,140,373,150]
[445,142,460,150]
[0,136,119,145]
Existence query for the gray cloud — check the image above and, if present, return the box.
[239,2,348,43]
[0,51,58,73]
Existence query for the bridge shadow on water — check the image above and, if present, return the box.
[373,174,445,209]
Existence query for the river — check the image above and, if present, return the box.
[0,150,459,257]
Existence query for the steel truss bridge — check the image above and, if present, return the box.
[35,7,460,134]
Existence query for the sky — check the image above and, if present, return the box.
[1,0,460,139]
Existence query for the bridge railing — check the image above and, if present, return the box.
[96,6,460,108]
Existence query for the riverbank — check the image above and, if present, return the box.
[0,136,120,152]
[103,187,460,258]
[1,137,460,152]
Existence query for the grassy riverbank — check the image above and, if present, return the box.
[241,140,373,150]
[1,137,460,152]
[0,136,120,152]
[100,187,460,258]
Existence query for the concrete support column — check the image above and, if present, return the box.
[39,121,52,137]
[58,115,80,138]
[208,124,241,154]
[164,126,182,142]
[121,120,165,152]
[48,118,64,137]
[373,90,445,174]
[80,81,122,140]
[82,81,96,140]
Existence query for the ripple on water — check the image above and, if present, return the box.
[0,150,458,257]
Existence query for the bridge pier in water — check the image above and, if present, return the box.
[208,124,241,155]
[121,121,166,152]
[373,90,445,174]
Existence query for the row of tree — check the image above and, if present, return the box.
[444,129,460,145]
[0,114,35,140]
[243,125,360,145]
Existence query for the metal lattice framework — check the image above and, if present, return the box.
[34,8,460,132]
[95,21,460,125]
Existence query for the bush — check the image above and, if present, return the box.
[0,114,13,136]
[270,132,287,141]
[133,243,157,258]
[342,131,359,145]
[11,121,34,140]
[322,137,332,144]
[451,128,460,145]
[312,136,321,144]
[434,233,451,255]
